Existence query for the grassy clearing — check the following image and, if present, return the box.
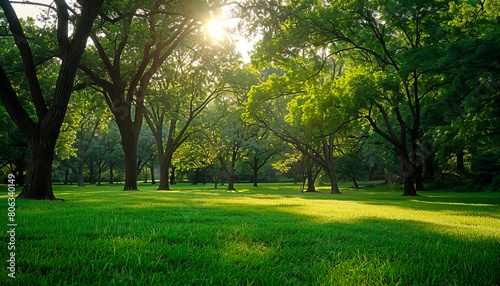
[1,182,499,285]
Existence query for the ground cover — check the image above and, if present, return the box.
[1,182,499,285]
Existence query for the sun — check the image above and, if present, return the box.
[205,19,226,40]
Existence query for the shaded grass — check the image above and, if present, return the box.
[0,182,499,285]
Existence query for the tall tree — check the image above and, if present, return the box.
[144,42,236,190]
[0,0,104,199]
[79,0,226,190]
[243,0,471,195]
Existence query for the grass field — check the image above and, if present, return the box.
[1,182,499,285]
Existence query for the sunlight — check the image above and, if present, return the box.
[205,19,226,41]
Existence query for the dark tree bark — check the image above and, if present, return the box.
[303,157,317,192]
[64,169,69,185]
[151,163,155,184]
[366,104,419,196]
[0,0,104,200]
[170,166,176,185]
[219,142,239,191]
[193,168,199,185]
[322,135,341,194]
[352,173,359,188]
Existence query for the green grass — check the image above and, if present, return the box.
[1,182,499,285]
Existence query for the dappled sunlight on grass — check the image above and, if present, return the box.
[1,182,498,285]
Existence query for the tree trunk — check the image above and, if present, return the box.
[398,154,418,196]
[193,168,199,185]
[304,157,317,192]
[326,166,341,194]
[170,166,176,185]
[151,163,155,184]
[17,135,58,200]
[322,135,341,194]
[77,164,85,187]
[97,166,102,186]
[159,152,173,190]
[121,131,139,190]
[402,175,418,196]
[252,152,259,187]
[64,169,69,185]
[143,167,148,183]
[352,173,359,188]
[109,162,114,184]
[253,167,258,187]
[202,168,206,185]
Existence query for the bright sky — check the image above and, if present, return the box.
[10,1,256,63]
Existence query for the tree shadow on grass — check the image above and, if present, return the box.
[8,192,500,285]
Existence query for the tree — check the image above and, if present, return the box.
[243,0,477,196]
[245,54,358,194]
[0,0,104,199]
[144,42,236,190]
[79,0,228,190]
[242,129,280,187]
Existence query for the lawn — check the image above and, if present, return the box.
[1,182,499,285]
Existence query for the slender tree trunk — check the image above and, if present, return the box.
[323,135,341,194]
[226,145,238,191]
[64,169,69,185]
[17,135,57,200]
[304,157,317,192]
[352,173,359,188]
[253,168,258,187]
[193,168,199,185]
[109,162,114,184]
[77,163,85,187]
[170,166,176,185]
[252,152,259,187]
[143,167,148,183]
[97,166,102,186]
[202,168,206,185]
[151,163,155,184]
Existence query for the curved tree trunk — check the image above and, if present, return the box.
[0,0,104,200]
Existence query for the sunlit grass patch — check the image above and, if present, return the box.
[0,182,498,285]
